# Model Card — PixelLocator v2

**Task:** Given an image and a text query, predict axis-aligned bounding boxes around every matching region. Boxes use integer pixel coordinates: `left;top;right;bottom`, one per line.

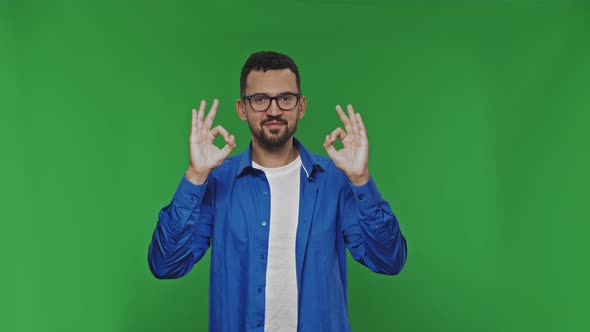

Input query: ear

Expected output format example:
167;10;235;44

236;99;248;121
297;95;306;119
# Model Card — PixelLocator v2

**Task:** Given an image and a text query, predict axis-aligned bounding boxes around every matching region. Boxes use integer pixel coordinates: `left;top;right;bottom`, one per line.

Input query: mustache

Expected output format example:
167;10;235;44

261;116;287;125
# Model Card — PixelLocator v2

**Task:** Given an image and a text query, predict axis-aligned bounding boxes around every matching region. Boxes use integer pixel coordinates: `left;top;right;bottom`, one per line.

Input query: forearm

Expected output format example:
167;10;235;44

346;177;407;275
148;176;213;279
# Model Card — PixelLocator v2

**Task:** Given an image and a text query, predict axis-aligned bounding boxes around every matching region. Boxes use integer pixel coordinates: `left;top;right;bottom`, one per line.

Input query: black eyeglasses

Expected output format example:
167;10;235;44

242;93;301;112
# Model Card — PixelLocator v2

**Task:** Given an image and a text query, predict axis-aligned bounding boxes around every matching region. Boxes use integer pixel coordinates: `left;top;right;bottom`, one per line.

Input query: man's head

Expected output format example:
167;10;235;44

236;51;306;148
239;51;301;97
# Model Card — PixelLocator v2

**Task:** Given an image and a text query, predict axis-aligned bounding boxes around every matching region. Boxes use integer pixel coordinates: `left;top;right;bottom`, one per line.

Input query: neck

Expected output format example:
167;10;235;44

251;137;299;168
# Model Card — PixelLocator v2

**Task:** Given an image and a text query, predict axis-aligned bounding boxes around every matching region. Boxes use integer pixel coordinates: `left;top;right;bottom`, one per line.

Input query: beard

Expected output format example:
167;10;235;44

249;116;298;147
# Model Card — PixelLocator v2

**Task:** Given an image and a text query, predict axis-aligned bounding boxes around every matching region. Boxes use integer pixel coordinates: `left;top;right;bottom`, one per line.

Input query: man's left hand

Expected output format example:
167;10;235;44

323;104;370;186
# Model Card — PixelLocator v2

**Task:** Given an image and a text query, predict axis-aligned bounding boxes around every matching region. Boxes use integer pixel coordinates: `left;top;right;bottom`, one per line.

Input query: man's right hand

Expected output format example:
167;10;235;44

185;99;236;185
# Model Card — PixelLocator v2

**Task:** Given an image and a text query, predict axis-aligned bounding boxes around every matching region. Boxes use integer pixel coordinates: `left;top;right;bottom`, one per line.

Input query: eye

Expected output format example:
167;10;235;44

252;95;268;103
280;95;295;101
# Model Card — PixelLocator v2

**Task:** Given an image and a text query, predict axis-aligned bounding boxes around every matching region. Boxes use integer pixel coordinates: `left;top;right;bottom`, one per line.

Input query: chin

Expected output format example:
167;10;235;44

250;122;297;147
263;136;291;147
258;130;293;147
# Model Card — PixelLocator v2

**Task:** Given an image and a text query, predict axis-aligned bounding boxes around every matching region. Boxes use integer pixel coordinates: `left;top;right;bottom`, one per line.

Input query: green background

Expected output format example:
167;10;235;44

2;1;589;331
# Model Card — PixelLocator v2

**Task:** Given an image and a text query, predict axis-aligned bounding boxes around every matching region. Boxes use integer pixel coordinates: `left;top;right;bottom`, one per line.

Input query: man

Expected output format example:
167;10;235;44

148;51;407;332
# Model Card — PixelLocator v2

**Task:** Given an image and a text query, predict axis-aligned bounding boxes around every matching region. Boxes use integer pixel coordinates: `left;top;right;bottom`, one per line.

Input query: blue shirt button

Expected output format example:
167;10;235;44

262;191;268;196
261;221;267;226
259;254;264;260
258;287;262;293
256;321;261;327
190;195;197;201
358;194;364;200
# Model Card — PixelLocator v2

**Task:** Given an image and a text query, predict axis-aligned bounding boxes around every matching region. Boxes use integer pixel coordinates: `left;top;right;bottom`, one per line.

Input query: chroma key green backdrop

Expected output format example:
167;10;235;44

1;1;589;331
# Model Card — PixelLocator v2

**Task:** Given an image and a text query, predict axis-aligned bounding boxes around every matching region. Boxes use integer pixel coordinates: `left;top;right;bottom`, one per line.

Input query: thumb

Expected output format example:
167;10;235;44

220;135;236;158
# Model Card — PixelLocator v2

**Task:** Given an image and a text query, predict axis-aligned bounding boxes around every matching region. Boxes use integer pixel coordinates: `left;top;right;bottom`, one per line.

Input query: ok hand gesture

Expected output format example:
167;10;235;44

323;105;370;186
185;99;236;185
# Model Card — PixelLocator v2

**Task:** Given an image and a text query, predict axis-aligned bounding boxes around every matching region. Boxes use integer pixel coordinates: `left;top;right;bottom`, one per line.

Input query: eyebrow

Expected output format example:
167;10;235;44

250;91;299;96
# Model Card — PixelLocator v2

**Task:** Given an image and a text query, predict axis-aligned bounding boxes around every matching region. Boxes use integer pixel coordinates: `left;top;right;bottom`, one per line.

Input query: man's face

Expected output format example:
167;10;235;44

236;69;306;147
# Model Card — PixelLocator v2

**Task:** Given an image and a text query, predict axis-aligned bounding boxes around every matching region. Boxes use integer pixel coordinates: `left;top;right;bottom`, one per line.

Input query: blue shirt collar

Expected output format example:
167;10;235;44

236;137;324;178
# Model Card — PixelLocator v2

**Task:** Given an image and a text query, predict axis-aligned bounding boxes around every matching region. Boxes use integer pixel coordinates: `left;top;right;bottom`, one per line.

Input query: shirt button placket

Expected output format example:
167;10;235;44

257;183;269;330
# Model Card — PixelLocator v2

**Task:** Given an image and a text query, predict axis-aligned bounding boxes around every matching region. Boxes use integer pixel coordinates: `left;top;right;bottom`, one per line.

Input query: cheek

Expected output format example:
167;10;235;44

247;113;261;123
287;111;300;120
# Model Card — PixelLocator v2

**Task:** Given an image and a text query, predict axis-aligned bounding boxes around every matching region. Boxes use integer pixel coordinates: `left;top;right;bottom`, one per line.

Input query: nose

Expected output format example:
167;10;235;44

266;98;283;116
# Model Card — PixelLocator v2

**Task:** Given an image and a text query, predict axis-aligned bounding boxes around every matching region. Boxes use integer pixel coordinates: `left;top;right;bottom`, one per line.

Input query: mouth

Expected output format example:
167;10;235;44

263;121;287;127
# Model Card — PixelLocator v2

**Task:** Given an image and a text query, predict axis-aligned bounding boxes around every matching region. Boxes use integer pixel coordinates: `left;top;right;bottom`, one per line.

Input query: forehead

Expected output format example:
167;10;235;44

245;69;298;95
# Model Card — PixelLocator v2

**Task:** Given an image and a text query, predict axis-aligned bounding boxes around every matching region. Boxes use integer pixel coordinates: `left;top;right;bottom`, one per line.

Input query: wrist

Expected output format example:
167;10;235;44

348;172;370;186
185;167;210;185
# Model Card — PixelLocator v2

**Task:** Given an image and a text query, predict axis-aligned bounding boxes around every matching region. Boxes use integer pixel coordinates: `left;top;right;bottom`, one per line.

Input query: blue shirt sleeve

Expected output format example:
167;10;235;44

341;176;407;275
148;176;214;279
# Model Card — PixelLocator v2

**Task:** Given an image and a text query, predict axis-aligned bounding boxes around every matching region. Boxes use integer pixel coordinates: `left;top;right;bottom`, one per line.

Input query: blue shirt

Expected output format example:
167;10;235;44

148;138;407;332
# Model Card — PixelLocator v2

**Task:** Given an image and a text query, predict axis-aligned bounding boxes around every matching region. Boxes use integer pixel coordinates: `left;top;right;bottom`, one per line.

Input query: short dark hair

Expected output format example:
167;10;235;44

240;51;300;96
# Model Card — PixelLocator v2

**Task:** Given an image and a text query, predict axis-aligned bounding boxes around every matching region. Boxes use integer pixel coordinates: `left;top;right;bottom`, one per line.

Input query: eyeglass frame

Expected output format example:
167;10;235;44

241;93;301;112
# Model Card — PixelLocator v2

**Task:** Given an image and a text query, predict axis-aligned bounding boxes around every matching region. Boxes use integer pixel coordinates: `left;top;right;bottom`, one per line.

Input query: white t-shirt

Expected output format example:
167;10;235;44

252;156;302;332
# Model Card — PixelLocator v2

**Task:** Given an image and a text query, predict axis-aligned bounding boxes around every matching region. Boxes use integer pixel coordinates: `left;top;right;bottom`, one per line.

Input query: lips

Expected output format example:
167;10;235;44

263;121;286;126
